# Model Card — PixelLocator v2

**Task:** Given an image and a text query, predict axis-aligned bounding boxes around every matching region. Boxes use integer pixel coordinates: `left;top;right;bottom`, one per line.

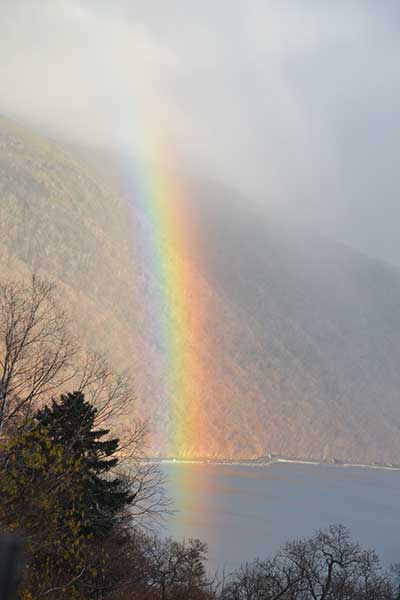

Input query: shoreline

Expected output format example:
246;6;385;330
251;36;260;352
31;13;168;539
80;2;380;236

149;457;400;472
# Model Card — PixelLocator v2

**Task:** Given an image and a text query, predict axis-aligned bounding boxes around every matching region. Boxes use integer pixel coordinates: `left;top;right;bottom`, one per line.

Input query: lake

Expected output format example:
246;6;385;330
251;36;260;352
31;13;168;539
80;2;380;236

161;461;400;572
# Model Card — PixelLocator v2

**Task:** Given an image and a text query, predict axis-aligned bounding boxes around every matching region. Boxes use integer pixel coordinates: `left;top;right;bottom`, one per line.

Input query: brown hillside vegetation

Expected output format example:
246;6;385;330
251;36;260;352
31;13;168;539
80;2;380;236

2;116;400;463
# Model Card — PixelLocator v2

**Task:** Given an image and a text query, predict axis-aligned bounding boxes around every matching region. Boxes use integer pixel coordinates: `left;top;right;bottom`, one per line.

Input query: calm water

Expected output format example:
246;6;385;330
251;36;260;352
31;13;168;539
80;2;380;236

161;462;400;572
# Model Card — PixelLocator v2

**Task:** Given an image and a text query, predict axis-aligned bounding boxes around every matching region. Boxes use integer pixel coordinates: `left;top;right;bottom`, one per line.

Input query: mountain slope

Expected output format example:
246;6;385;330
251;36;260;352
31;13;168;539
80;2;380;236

1;116;400;463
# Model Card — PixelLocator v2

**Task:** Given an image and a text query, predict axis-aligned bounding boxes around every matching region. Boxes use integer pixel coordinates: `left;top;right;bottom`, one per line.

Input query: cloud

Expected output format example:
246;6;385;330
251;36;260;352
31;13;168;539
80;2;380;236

1;1;400;263
0;1;178;144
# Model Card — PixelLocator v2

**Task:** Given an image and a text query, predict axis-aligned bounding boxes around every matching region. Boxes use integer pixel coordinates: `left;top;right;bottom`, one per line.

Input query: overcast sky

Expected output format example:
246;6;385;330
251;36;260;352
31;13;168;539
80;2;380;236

1;1;400;264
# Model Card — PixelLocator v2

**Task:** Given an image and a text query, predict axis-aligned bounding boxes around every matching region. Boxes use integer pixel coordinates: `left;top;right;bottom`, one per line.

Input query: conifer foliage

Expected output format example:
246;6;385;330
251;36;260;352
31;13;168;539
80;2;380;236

35;391;132;539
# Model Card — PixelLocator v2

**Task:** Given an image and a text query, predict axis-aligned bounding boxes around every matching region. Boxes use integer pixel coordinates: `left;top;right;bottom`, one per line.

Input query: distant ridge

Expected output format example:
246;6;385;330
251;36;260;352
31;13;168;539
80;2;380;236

2;116;400;463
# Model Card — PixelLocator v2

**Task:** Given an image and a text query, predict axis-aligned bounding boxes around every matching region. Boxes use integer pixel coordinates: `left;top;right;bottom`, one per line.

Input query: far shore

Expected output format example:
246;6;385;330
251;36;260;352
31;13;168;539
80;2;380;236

146;456;400;472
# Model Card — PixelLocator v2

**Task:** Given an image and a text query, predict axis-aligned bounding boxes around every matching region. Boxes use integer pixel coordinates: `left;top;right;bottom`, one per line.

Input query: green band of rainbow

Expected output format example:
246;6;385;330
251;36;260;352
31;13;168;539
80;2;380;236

121;130;206;458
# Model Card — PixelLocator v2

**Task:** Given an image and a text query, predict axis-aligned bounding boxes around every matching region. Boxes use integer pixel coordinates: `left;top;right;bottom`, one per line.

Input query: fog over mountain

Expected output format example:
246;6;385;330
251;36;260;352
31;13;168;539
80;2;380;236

1;1;400;265
3;116;400;463
1;3;400;462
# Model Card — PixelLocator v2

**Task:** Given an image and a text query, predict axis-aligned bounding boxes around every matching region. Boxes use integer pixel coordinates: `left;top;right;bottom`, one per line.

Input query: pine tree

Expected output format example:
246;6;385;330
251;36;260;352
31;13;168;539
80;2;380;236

35;391;132;538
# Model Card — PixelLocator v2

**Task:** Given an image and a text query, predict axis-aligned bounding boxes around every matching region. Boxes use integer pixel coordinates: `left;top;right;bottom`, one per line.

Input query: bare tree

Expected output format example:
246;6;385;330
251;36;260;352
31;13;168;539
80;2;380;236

0;276;141;440
220;525;395;600
0;275;79;434
73;353;170;527
0;276;137;435
0;275;169;530
76;351;134;423
143;536;214;600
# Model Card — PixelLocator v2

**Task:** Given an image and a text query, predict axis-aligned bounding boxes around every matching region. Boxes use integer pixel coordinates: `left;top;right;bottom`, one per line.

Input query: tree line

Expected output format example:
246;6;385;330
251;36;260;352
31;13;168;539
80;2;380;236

0;277;399;599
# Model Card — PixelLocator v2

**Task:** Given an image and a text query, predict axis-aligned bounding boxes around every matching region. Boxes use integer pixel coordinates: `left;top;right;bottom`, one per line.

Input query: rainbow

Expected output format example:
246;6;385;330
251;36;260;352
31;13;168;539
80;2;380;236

119;127;207;458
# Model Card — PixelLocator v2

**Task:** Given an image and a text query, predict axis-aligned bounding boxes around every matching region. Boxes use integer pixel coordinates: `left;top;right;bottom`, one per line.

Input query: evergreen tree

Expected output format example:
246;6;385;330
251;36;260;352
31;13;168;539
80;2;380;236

35;391;132;538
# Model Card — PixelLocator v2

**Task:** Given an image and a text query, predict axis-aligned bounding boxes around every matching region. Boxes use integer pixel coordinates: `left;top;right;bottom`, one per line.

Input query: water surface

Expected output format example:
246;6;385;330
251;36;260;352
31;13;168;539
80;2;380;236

161;462;400;572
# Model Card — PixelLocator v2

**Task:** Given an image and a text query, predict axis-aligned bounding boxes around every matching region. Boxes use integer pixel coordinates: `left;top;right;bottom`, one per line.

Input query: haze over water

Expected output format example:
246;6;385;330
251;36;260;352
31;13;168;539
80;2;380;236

162;462;400;572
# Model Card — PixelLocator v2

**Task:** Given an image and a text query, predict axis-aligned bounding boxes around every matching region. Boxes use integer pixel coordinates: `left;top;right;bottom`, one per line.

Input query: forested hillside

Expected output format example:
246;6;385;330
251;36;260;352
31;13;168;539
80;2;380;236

2;116;400;463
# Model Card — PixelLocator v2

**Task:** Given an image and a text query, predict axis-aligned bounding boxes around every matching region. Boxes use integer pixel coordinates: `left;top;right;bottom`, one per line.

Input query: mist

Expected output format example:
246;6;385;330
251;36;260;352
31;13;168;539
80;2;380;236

1;0;400;265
